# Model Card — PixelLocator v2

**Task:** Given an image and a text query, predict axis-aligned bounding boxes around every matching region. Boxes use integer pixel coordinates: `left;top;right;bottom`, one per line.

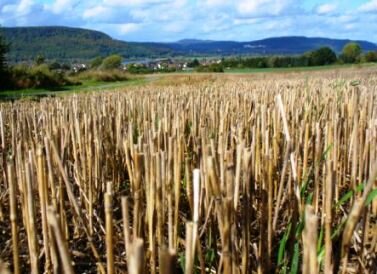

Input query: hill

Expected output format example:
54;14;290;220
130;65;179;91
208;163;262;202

1;26;377;62
168;36;377;55
0;26;173;62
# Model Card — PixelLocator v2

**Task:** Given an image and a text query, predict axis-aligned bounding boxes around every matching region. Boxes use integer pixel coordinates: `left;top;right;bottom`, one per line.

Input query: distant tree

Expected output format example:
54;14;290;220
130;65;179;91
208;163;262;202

0;30;9;88
61;63;71;70
309;47;337;66
0;32;8;69
267;56;279;68
293;55;310;67
101;54;122;70
35;54;45;65
127;64;153;74
49;61;61;70
196;63;224;73
187;58;200;68
257;60;267;68
362;51;377;63
91;56;104;68
340;42;362;63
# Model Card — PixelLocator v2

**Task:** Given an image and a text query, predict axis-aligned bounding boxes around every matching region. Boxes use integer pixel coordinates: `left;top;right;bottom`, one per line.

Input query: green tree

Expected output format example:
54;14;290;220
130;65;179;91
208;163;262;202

187;58;200;68
0;30;9;88
35;54;45;65
91;56;104;68
101;54;122;70
340;42;362;63
309;47;337;66
267;56;279;68
362;51;377;63
49;61;61;70
196;63;224;73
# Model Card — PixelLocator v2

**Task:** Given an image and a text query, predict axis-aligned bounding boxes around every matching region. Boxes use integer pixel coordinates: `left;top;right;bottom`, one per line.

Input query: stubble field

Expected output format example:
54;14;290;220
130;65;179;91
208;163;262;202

0;69;376;273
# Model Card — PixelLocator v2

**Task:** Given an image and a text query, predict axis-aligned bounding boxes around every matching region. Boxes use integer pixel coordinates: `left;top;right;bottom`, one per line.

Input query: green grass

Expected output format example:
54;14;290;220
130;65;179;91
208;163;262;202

0;77;147;101
224;63;377;73
2;63;377;101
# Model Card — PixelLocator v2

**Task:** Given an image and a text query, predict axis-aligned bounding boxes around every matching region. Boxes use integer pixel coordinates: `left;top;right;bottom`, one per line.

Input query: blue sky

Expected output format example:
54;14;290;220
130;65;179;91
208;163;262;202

1;0;377;42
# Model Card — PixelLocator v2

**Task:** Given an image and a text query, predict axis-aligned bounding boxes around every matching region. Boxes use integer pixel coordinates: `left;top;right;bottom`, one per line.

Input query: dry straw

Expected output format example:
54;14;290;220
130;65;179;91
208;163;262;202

0;73;376;273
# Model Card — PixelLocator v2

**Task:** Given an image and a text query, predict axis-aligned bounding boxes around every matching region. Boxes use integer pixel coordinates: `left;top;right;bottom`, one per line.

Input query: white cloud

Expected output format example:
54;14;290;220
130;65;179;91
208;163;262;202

17;0;34;15
2;0;34;16
163;22;186;33
263;18;292;30
344;23;356;30
325;14;356;25
172;0;187;8
236;0;292;16
128;0;191;23
316;3;337;15
103;0;170;7
118;23;141;34
203;0;232;7
200;13;230;33
1;4;15;13
359;0;377;12
237;0;264;15
45;0;75;14
83;5;110;19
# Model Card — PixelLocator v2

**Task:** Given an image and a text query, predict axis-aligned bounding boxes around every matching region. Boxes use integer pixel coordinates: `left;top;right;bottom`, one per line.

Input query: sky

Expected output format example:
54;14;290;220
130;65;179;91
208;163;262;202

0;0;376;42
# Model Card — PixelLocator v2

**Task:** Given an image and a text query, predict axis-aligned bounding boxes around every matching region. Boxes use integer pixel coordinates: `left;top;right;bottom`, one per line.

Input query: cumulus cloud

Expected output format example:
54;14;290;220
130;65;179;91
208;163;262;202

83;5;110;19
118;23;141;34
17;0;34;15
203;0;232;7
236;0;293;17
316;3;337;15
1;4;16;13
44;0;77;14
1;0;34;16
359;0;377;12
103;0;171;7
127;0;191;22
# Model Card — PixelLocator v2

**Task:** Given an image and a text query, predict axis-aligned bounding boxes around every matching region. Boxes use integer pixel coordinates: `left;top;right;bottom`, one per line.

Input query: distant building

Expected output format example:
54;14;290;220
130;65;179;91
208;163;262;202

72;63;87;73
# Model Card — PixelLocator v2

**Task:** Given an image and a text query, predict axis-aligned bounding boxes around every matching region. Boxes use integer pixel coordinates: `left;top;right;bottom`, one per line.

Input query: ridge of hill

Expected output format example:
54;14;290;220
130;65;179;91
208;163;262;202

1;26;376;62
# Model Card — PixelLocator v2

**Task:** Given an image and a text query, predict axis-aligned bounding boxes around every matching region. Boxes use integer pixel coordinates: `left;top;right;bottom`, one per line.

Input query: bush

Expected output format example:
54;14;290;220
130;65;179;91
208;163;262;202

196;63;224;73
74;69;129;82
362;51;377;63
34;54;45;65
0;70;11;90
6;64;75;90
127;64;153;74
91;56;104;68
101;55;122;70
48;62;61;70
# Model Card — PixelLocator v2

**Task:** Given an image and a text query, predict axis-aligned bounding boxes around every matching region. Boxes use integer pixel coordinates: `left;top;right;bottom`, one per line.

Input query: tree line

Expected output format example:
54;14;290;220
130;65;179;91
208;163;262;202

0;33;9;88
198;43;377;72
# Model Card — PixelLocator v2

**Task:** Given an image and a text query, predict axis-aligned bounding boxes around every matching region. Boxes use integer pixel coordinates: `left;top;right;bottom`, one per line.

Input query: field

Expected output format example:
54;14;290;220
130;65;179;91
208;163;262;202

0;68;376;274
0;77;147;101
224;63;377;74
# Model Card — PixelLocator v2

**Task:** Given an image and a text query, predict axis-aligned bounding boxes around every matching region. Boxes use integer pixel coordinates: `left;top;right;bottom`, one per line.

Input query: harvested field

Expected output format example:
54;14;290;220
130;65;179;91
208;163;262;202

0;72;376;273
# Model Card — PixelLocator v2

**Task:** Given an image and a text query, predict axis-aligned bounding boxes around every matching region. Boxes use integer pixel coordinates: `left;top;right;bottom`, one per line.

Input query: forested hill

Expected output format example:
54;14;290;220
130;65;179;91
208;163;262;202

1;26;173;62
171;37;377;55
2;26;377;62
